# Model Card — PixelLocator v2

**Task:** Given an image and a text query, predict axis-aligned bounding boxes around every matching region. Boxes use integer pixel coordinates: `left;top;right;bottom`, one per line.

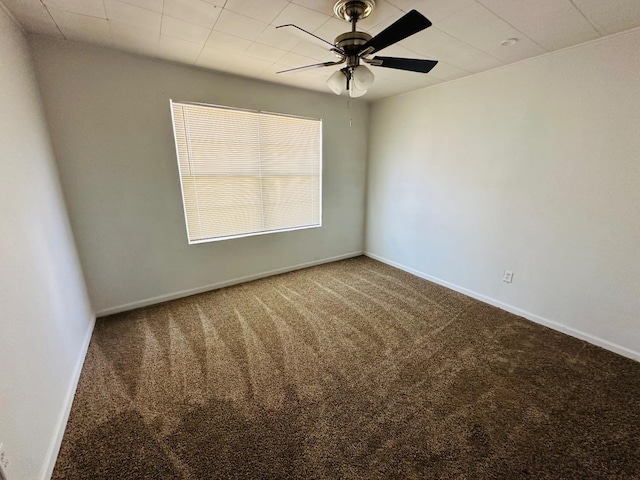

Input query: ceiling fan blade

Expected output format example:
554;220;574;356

371;56;438;73
276;60;345;74
360;10;432;55
276;24;342;52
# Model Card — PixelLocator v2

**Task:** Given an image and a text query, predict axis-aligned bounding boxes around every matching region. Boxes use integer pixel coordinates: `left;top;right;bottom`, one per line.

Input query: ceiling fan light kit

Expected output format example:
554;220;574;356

348;84;367;98
352;65;374;90
276;0;438;98
327;70;346;95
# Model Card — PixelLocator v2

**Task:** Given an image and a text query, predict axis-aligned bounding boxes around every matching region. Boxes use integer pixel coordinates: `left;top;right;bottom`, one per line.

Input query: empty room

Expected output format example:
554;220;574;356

1;0;639;478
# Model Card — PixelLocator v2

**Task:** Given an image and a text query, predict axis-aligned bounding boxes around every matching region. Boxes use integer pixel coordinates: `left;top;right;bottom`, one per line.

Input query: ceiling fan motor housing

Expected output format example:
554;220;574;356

335;31;372;67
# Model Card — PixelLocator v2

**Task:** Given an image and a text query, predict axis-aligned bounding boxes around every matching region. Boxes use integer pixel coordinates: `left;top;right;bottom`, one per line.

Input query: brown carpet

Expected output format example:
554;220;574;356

53;256;640;479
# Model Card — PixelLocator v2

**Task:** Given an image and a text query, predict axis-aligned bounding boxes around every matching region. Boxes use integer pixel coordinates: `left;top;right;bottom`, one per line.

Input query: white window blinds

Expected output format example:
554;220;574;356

170;101;322;243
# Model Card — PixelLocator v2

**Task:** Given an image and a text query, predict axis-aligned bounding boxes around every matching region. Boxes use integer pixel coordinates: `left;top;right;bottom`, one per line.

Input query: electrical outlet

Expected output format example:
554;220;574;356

503;270;514;283
0;442;8;480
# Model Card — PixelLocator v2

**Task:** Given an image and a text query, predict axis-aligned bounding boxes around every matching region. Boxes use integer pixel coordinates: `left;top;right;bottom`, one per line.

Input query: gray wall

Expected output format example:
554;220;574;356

0;9;94;480
29;36;368;315
366;30;640;359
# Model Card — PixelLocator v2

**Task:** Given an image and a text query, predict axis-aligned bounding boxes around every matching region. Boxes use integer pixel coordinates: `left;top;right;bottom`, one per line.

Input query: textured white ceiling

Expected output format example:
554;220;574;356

3;0;640;100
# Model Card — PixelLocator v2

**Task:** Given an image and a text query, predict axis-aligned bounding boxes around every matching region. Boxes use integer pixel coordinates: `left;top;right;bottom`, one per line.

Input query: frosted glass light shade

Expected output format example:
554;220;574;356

352;65;374;90
349;85;367;98
327;70;346;95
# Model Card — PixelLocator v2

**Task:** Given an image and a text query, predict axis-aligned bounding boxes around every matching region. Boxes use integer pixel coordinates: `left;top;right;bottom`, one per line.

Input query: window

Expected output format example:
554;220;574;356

170;101;322;244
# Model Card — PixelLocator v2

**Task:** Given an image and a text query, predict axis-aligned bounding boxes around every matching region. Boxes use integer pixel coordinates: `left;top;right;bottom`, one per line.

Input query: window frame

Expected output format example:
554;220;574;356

169;100;323;244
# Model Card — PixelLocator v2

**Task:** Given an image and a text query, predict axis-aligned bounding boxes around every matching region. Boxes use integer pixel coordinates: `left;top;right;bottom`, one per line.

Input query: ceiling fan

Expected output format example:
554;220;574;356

276;0;438;97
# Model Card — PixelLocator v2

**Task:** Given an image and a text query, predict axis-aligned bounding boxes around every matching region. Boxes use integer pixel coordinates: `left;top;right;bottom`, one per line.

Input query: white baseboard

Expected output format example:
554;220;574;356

365;252;639;362
40;315;96;480
96;251;364;317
